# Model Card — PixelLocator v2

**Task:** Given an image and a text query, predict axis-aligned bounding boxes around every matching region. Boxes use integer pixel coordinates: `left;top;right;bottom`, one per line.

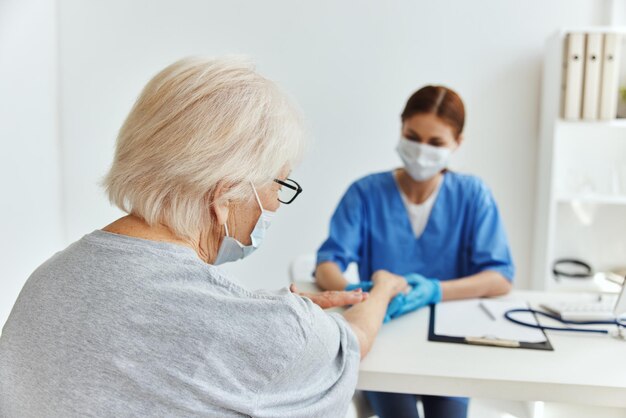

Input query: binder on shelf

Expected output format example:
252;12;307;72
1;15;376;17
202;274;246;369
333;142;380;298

599;33;622;120
582;33;603;120
562;33;585;120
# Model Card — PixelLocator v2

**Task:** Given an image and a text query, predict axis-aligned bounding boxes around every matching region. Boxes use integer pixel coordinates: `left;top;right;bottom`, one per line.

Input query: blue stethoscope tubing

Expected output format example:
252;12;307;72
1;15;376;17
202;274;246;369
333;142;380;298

504;308;626;335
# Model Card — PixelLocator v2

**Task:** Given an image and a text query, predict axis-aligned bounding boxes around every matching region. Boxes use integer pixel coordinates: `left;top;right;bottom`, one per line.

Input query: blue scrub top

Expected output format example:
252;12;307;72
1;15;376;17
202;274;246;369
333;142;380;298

317;171;515;283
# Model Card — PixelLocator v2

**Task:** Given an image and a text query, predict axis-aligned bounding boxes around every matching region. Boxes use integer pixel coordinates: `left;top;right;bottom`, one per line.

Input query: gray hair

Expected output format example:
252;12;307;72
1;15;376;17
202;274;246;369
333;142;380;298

103;56;305;241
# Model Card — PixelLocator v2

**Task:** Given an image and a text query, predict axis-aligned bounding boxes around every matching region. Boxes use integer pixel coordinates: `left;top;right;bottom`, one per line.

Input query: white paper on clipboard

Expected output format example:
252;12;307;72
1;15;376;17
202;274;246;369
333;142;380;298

434;299;547;343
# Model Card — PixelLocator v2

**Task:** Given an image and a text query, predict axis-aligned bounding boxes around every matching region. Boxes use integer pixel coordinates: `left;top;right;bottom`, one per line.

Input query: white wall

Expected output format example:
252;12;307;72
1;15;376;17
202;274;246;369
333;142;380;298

0;0;615;326
55;0;612;292
0;0;63;327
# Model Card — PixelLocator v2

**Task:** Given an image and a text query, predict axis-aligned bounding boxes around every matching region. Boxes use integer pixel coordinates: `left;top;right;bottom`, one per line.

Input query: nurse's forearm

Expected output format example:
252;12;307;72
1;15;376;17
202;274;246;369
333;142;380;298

440;271;512;301
315;261;349;291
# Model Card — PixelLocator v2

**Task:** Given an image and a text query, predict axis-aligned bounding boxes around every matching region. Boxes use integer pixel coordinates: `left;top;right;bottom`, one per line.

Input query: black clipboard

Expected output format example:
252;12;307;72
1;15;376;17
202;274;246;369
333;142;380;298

428;304;554;351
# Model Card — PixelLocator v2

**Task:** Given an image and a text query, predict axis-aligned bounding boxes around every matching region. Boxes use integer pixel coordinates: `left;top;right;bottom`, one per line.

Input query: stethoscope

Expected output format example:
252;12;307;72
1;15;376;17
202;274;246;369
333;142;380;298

504;259;626;339
552;259;593;281
504;308;626;339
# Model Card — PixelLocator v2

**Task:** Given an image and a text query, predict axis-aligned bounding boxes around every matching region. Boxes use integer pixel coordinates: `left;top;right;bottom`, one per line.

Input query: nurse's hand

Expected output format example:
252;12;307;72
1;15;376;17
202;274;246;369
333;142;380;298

289;283;369;309
391;274;443;319
371;270;409;300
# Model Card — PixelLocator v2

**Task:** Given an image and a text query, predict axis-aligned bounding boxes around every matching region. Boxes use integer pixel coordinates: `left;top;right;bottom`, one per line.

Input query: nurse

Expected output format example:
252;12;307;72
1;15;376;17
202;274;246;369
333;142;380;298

315;85;515;418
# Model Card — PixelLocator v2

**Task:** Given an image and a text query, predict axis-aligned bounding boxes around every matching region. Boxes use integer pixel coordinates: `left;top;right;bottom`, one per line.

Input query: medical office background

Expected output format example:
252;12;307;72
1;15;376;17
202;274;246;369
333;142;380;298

1;0;625;328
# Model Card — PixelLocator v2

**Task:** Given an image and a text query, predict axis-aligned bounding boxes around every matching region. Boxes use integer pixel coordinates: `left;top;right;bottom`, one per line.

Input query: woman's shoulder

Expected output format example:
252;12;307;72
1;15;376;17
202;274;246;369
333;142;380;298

445;171;497;208
346;170;395;195
446;171;492;195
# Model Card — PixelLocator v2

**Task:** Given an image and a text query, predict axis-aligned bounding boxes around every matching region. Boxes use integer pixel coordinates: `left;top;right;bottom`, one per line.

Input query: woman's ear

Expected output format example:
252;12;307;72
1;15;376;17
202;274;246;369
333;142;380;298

456;133;465;148
211;181;231;226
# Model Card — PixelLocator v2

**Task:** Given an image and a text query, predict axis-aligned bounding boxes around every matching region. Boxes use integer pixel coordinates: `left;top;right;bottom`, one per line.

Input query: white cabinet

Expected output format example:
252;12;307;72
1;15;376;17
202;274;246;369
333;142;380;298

533;28;626;293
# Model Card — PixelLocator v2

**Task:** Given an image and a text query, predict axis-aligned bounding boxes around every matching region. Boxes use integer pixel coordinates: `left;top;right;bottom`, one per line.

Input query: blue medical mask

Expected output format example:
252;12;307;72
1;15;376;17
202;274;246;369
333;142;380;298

213;184;275;265
396;138;452;182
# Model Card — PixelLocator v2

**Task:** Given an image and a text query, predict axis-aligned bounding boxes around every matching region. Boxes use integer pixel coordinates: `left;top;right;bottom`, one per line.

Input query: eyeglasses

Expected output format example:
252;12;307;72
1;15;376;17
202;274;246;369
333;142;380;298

274;178;302;204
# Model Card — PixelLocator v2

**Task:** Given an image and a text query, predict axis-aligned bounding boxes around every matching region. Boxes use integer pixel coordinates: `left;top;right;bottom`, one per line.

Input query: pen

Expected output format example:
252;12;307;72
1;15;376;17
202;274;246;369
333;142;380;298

466;336;520;347
479;301;496;321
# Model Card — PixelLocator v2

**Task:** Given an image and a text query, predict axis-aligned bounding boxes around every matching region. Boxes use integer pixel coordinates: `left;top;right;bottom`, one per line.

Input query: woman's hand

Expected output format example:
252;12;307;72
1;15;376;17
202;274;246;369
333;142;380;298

371;270;409;300
289;283;369;309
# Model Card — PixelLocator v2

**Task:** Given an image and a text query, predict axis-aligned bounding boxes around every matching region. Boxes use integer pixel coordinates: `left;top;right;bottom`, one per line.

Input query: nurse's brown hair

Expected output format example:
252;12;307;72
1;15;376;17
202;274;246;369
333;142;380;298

401;85;465;139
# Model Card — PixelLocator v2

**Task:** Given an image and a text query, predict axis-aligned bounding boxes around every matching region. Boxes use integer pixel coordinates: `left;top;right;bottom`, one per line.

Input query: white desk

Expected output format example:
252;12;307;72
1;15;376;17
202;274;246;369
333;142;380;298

298;285;626;408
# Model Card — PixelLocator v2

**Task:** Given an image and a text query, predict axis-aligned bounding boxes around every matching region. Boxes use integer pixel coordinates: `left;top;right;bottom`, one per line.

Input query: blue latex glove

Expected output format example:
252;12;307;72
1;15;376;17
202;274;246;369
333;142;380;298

389;274;442;320
345;275;433;323
344;275;424;292
344;282;374;292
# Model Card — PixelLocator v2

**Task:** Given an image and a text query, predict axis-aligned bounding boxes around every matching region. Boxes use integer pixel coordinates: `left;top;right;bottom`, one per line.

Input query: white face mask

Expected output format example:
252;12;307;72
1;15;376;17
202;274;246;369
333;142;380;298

396;137;452;182
213;183;275;265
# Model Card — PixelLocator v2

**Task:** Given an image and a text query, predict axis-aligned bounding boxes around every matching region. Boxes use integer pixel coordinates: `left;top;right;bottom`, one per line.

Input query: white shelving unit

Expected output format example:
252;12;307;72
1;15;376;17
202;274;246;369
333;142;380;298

533;28;626;293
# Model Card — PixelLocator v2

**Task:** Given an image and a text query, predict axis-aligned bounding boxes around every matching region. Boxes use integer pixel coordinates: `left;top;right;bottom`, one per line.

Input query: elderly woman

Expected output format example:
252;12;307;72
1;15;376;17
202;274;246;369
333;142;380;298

0;58;407;417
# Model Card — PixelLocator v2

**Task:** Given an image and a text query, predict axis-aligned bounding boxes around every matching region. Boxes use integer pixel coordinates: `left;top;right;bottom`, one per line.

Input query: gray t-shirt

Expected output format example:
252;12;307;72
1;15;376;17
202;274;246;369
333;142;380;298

0;231;360;417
